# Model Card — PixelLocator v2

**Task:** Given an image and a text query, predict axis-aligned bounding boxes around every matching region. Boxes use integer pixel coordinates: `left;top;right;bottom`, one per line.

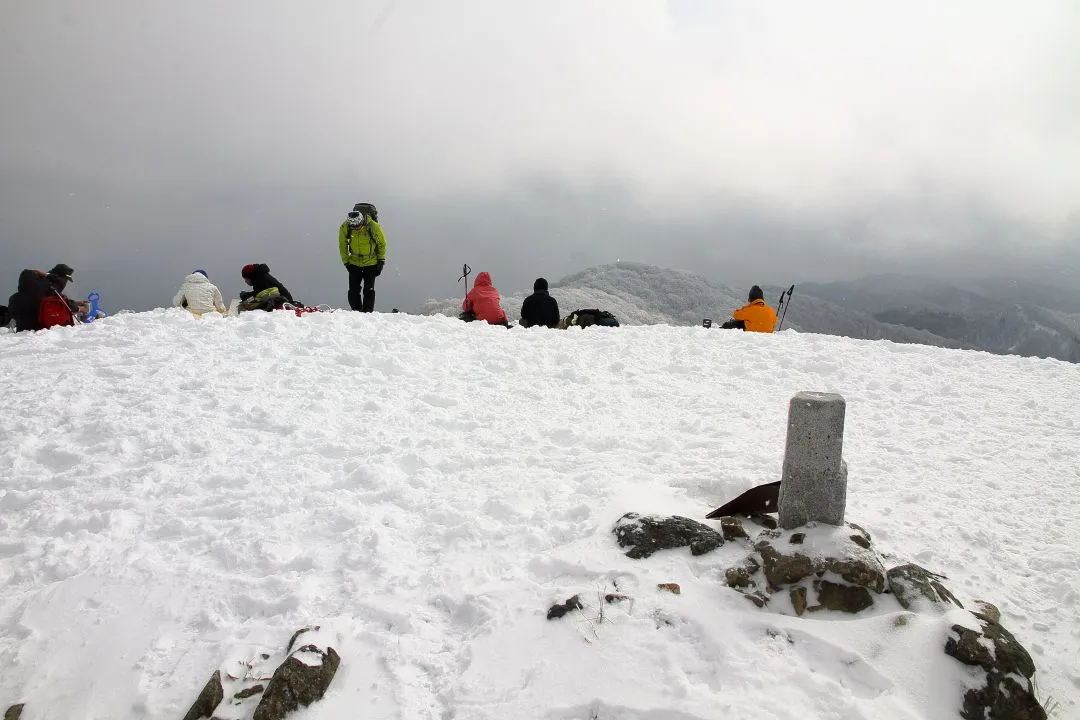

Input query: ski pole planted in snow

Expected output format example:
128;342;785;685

777;284;794;331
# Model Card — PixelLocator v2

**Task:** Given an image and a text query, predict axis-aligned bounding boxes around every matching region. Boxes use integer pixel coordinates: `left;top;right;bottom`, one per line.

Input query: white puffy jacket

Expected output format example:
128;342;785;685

173;273;226;314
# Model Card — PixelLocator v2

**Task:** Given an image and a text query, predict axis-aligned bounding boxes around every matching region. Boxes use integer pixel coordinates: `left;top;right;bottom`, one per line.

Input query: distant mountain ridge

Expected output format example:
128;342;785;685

416;263;1080;362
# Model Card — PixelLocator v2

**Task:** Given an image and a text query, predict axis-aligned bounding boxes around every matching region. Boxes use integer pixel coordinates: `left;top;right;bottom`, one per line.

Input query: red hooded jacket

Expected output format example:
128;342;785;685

463;272;507;324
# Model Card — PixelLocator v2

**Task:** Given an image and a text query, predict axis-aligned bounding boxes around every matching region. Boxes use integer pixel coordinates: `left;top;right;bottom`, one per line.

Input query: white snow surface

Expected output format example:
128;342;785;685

1;309;1078;720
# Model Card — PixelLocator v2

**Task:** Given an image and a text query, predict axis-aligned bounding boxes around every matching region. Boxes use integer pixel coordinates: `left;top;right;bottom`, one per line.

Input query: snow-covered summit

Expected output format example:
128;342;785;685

1;308;1076;718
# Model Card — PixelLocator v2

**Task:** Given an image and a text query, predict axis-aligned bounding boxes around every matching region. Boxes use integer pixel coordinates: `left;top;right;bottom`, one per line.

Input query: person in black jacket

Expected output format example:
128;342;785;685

8;264;87;331
519;277;561;328
239;263;298;310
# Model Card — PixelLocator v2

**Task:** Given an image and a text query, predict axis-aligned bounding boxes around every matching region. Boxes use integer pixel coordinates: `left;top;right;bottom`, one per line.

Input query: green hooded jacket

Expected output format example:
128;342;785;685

339;220;387;268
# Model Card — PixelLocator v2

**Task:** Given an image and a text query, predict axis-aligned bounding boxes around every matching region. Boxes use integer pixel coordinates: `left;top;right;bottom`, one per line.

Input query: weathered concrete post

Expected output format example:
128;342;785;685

778;391;848;529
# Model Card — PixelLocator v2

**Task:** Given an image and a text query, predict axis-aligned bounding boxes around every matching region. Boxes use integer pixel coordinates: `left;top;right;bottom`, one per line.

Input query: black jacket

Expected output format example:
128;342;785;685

240;264;296;304
9;270;56;332
520;290;561;329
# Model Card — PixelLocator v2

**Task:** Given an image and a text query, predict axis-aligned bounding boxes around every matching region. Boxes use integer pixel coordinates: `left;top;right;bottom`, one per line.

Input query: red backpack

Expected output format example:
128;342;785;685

38;296;75;329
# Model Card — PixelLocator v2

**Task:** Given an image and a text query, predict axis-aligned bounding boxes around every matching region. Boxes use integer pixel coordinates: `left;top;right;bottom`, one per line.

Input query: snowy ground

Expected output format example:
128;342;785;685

1;310;1078;720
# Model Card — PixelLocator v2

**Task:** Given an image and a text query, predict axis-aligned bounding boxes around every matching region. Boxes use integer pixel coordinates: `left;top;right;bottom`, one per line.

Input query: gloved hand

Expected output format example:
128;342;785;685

375;260;385;276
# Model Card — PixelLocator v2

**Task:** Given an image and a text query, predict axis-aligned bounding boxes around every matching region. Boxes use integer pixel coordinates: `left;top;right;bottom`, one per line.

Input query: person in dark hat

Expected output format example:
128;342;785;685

7;263;87;331
721;285;777;333
339;203;387;312
519;277;561;329
239;263;297;311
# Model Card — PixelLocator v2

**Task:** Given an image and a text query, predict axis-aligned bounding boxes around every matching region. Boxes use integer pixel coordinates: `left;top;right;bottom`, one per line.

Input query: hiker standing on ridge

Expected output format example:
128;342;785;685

339;203;386;312
519;277;560;328
722;285;777;333
462;271;508;326
173;269;227;316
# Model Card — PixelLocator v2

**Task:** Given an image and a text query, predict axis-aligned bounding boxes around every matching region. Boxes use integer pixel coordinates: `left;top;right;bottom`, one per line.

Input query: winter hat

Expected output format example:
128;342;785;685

193;269;208;277
48;263;75;282
748;285;764;302
533;277;549;292
241;264;257;278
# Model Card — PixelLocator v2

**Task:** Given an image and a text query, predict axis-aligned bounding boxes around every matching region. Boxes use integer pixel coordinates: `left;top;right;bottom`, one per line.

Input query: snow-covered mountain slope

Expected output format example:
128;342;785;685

1;310;1077;719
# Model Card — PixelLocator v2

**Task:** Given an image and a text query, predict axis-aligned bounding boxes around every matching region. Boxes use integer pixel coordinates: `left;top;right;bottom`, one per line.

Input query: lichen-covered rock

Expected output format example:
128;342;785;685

613;512;723;559
252;644;341;720
790;586;809;616
887;564;964;612
812;580;874;614
181;670;224;720
756;543;816;588
725;567;755;589
657;583;681;595
946;617;1046;720
718;516;748;540
975;600;1001;623
826;556;886;594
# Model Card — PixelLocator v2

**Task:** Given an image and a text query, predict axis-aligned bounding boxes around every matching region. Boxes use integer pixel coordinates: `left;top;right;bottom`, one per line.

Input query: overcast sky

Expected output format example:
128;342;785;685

2;0;1078;312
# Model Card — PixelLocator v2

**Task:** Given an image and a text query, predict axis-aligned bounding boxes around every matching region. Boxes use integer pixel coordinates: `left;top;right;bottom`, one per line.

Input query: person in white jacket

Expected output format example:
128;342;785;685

173;270;227;316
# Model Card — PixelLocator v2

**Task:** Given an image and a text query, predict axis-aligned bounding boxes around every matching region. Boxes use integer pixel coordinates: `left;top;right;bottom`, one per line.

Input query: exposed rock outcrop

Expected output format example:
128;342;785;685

613;512;723;559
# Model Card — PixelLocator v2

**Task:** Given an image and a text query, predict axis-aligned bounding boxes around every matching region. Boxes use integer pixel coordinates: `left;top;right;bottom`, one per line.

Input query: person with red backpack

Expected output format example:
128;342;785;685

8;264;87;332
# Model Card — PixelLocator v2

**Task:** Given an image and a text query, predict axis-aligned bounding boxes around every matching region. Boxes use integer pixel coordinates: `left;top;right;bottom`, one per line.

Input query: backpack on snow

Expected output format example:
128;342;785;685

38;295;75;329
565;309;620;328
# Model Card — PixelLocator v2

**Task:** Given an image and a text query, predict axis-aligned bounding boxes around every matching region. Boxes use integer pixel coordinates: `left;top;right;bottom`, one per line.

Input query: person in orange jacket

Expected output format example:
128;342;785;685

722;285;777;333
460;271;508;326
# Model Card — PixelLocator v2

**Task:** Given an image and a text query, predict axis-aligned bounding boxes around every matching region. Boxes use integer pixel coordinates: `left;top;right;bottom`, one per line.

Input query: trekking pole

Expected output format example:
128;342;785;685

777;284;794;331
457;263;471;302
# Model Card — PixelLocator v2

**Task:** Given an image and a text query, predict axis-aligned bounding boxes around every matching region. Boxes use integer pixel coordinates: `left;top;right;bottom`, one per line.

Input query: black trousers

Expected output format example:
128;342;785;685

347;265;378;312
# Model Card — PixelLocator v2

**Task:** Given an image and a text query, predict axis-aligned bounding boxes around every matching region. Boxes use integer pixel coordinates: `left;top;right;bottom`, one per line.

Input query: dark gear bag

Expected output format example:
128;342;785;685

352;203;378;222
566;309;620;328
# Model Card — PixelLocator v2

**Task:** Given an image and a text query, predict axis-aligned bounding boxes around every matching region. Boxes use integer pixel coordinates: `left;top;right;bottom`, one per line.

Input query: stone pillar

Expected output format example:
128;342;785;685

778;391;847;529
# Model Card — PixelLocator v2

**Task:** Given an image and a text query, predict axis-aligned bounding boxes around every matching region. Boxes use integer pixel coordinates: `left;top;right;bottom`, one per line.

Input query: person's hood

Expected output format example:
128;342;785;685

473;271;493;288
184;273;211;284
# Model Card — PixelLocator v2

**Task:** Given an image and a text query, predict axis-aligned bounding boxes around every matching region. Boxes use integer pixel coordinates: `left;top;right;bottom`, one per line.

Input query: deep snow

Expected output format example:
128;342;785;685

1;310;1077;719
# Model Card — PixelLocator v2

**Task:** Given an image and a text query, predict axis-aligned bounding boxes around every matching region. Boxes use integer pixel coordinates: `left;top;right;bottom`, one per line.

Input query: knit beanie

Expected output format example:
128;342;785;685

534;277;549;292
748;285;764;302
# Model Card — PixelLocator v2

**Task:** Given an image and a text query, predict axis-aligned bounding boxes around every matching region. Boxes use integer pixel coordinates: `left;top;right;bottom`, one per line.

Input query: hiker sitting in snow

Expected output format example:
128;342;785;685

8;264;87;332
461;271;508;326
722;285;777;333
239;263;297;311
173;269;227;316
519;277;560;329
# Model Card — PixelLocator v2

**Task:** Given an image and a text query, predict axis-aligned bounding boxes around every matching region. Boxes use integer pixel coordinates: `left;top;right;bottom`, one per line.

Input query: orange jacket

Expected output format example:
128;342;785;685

732;299;777;333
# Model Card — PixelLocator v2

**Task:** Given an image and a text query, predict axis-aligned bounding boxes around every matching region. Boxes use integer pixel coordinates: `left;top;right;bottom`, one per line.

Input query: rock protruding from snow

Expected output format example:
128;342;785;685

252;627;340;720
887;563;964;612
181;670;224;720
946;616;1047;720
4;705;24;720
723;523;886;614
613;512;723;559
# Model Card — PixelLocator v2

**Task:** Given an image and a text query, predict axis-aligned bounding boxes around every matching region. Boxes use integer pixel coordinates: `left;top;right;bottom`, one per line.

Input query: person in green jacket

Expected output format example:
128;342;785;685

339;203;387;312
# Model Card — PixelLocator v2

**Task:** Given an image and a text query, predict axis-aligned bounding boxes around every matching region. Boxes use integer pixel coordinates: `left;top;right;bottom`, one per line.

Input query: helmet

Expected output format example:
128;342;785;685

347;210;365;228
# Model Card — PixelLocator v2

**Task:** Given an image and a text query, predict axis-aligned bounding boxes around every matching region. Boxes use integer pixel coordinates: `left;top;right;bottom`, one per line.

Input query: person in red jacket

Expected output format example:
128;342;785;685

461;271;508;326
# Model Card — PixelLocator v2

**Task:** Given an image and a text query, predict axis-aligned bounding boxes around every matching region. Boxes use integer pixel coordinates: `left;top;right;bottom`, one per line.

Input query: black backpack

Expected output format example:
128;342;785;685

352;203;378;222
566;309;620;328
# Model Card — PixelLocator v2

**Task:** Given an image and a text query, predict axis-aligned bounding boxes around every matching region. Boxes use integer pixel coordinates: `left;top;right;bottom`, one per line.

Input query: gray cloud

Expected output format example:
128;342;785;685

2;0;1078;312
